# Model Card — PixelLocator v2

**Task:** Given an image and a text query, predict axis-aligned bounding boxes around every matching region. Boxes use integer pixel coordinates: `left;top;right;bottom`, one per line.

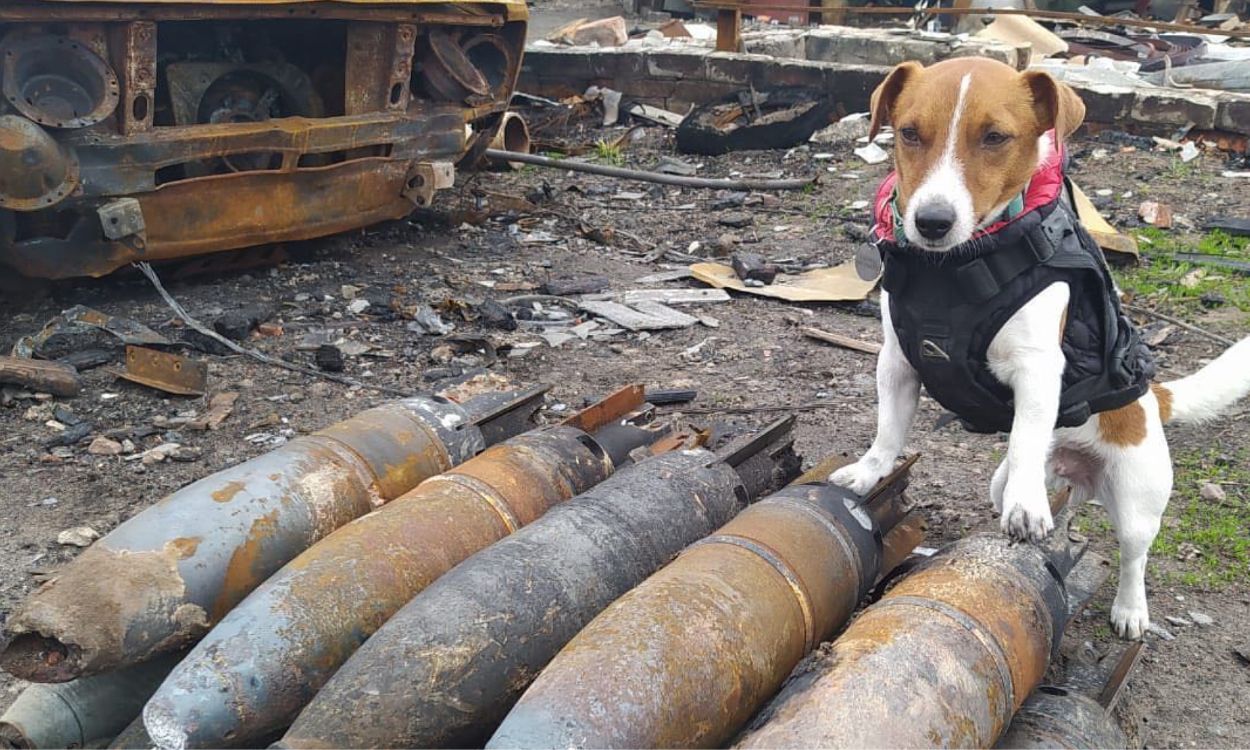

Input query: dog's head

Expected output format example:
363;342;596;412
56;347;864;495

869;57;1085;252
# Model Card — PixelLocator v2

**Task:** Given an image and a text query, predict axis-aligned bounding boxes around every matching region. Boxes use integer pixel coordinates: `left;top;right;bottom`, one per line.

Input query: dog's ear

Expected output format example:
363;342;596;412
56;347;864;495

869;61;922;142
1022;70;1086;144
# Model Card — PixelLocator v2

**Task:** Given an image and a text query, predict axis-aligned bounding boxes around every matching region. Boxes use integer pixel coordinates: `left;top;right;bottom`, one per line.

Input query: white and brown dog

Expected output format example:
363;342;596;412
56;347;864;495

831;57;1250;639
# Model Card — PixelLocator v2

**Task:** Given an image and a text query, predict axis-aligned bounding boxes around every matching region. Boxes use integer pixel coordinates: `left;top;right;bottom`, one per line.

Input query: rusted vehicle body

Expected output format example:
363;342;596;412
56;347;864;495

0;0;526;279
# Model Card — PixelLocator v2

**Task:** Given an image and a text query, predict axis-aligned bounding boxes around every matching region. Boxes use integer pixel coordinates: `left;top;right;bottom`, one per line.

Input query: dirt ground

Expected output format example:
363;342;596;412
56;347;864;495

2;43;1249;750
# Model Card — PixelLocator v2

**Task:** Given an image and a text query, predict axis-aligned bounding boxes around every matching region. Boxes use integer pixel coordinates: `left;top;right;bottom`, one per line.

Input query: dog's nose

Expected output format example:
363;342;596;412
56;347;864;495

915;203;955;241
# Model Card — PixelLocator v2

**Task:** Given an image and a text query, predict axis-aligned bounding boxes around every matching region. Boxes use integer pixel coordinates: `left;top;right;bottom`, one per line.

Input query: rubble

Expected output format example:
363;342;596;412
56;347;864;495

56;527;100;548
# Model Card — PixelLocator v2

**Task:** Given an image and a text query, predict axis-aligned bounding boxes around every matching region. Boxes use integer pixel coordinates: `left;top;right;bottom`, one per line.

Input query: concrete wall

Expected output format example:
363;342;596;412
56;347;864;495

519;42;1250;136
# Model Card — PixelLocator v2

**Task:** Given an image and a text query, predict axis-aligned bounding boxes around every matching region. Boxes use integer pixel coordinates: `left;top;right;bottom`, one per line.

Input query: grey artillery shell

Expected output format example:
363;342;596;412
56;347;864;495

0;655;179;749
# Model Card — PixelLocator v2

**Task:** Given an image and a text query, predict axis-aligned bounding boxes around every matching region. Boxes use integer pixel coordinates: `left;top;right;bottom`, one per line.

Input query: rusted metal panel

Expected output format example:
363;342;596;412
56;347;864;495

344;23;416;115
490;463;924;750
111;21;157;135
142;387;664;749
736;499;1098;750
275;421;801;750
116;345;209;396
0;388;543;682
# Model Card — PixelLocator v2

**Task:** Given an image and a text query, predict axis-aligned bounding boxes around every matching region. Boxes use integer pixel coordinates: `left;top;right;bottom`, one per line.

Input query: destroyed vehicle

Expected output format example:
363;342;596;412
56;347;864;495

0;0;527;279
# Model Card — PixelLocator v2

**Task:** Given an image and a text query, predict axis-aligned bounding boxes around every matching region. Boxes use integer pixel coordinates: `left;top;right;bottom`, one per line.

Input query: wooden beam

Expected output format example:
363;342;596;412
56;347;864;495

716;8;742;52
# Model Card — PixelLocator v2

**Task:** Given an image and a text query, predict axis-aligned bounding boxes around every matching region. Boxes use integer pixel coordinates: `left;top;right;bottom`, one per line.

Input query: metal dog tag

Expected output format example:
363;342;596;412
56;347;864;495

854;243;883;281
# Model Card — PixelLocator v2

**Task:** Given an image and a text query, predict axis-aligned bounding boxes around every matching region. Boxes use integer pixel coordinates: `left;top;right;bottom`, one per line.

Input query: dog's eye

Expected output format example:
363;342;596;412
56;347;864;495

899;127;921;145
983;131;1011;147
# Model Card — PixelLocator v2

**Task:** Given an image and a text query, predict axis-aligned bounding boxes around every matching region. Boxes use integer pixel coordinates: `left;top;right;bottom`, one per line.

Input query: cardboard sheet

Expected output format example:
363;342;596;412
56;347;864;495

690;260;876;303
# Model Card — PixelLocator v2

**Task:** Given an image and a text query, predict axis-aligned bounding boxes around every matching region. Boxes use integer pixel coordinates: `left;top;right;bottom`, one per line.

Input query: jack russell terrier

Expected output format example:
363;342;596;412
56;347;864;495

830;57;1250;639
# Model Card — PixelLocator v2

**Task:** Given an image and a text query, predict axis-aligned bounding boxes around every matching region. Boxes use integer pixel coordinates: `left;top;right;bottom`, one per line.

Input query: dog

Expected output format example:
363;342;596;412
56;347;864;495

830;57;1250;639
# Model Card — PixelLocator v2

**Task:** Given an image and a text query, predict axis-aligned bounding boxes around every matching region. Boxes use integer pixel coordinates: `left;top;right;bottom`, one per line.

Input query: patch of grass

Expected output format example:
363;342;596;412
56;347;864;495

593;140;624;167
1152;447;1250;588
1113;229;1250;312
1165;158;1197;180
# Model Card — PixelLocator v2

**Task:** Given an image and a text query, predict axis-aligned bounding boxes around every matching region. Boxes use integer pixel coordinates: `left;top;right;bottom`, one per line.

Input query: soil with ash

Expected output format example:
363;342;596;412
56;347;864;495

1;117;1247;747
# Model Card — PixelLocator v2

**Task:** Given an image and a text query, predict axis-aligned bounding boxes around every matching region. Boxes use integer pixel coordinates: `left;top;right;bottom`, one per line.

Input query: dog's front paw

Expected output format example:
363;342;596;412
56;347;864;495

1110;598;1150;640
1000;482;1054;543
830;459;888;496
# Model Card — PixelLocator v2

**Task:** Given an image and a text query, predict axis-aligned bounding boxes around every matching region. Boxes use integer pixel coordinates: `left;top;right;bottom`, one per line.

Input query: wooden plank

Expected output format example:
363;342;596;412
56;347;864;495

0;357;81;397
716;8;742;52
800;326;882;355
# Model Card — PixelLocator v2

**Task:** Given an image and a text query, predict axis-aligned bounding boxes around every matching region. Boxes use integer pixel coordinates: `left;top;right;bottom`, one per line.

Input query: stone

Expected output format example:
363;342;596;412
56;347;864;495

57;526;100;547
347;299;371;315
1188;611;1214;627
315;345;345;373
1200;483;1226;502
87;436;123;456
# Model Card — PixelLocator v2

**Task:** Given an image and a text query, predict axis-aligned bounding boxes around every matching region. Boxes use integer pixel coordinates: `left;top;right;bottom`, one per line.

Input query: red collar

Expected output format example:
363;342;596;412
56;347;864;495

872;130;1065;244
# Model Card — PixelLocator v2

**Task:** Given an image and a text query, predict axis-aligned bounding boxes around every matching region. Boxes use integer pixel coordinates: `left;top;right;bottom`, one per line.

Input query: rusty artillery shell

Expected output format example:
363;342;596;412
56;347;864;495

488;461;925;749
275;419;800;750
141;386;660;750
736;500;1093;749
0;654;179;749
1;388;545;683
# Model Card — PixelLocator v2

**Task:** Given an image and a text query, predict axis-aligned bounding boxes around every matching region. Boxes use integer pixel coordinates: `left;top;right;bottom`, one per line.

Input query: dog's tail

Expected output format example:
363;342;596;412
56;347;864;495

1158;336;1250;424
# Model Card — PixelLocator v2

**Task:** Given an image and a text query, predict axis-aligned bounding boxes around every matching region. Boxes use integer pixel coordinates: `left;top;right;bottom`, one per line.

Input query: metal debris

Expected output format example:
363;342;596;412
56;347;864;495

13;306;170;360
115;346;208;397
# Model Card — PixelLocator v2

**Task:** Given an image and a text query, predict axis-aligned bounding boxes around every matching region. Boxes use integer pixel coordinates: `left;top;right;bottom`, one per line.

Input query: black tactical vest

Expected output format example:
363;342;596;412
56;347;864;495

879;180;1155;434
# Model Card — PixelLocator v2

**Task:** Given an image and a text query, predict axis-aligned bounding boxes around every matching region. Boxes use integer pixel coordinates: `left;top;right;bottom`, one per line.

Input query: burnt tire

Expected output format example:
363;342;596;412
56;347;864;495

675;86;838;156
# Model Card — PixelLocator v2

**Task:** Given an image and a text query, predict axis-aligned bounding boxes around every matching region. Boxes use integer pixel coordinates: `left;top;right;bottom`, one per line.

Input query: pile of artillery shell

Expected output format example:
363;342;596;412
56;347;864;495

0;393;519;683
275;435;798;749
142;391;660;749
735;528;1084;749
489;475;925;749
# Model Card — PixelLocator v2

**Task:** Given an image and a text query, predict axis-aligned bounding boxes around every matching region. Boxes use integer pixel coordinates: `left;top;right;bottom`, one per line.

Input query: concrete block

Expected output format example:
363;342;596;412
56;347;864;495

1067;82;1137;126
1215;94;1250;135
742;30;809;59
803;26;1023;70
1131;89;1218;130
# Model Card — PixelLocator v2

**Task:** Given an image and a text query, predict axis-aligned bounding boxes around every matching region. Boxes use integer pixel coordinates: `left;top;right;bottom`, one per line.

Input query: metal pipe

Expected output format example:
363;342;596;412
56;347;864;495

488;461;924;749
736;499;1094;749
274;418;801;750
0;655;180;749
486;112;531;170
1;388;545;683
141;386;663;749
483;149;817;191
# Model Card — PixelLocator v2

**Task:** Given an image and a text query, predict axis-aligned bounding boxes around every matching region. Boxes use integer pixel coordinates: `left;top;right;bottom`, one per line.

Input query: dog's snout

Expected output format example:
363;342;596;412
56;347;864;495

915;203;956;241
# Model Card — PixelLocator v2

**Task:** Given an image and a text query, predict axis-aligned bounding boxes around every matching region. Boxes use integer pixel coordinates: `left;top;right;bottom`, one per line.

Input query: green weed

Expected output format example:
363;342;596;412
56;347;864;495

1152;447;1249;587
